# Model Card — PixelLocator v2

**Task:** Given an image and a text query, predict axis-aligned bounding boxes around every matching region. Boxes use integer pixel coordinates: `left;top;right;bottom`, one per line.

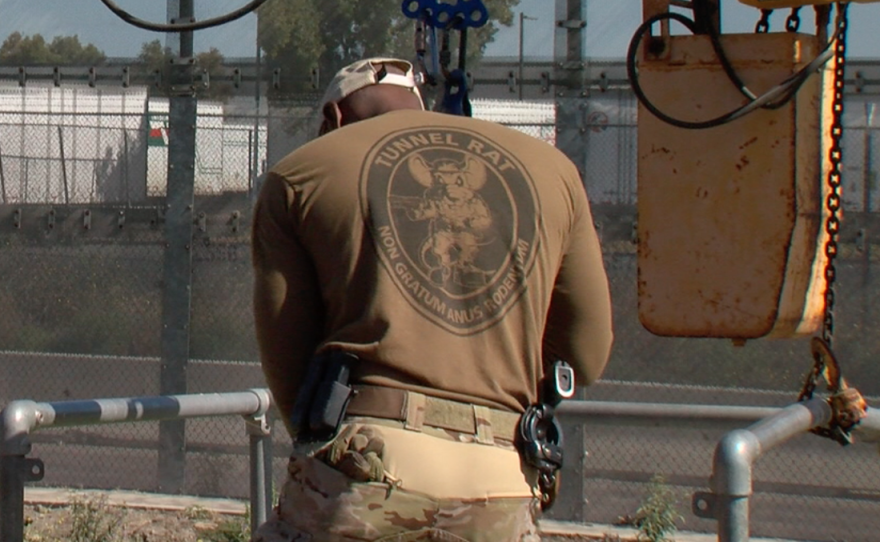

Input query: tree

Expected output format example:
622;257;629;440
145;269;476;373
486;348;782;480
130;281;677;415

195;47;234;102
137;39;172;74
49;35;106;65
138;40;232;102
0;32;106;66
257;0;520;96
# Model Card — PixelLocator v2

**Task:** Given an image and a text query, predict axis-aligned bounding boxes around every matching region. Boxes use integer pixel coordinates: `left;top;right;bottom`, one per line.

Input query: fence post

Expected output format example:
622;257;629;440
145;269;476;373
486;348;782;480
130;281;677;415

123;129;130;206
0;140;6;203
553;0;588;177
158;0;197;494
862;107;873;339
247;129;253;193
548;0;588;524
0;401;42;542
57;126;69;204
246;409;273;534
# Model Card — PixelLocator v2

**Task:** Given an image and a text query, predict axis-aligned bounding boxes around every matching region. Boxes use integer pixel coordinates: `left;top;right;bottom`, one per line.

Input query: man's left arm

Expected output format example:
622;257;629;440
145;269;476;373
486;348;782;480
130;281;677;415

542;176;613;386
252;173;324;436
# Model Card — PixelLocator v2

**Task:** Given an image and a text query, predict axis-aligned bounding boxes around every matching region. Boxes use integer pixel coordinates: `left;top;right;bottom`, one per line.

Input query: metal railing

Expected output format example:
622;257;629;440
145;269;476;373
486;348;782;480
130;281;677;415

2;391;878;541
557;399;880;542
0;388;274;542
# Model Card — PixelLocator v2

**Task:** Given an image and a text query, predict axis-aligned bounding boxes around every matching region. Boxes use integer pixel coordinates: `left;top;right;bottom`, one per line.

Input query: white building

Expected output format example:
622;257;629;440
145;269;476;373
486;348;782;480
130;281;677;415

0;85;267;205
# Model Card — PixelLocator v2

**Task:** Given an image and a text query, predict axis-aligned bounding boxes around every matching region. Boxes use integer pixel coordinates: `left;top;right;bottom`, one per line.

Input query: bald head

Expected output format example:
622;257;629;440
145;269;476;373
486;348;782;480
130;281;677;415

320;62;424;135
338;84;424;121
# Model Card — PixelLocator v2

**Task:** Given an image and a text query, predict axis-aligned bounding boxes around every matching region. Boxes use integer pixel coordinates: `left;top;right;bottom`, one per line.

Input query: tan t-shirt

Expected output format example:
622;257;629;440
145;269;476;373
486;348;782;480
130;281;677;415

252;110;612;430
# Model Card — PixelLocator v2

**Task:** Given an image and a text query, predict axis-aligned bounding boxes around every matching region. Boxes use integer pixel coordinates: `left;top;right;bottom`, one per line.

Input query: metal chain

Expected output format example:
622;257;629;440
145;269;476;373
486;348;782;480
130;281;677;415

800;3;849;404
800;338;867;446
786;7;802;32
822;3;848;348
755;9;772;33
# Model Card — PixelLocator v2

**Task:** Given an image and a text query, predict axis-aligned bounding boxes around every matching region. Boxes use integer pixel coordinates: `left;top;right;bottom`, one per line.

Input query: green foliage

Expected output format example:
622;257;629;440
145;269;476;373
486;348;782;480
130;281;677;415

68;496;125;542
0;32;106;66
183;505;214;521
257;0;520;95
199;506;251;542
137;40;233;101
49;35;106;65
634;475;684;542
195;47;235;102
137;39;172;74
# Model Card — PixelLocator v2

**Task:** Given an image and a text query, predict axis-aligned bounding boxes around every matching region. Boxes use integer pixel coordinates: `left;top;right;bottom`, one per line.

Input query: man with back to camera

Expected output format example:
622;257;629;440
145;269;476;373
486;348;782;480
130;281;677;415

250;57;613;542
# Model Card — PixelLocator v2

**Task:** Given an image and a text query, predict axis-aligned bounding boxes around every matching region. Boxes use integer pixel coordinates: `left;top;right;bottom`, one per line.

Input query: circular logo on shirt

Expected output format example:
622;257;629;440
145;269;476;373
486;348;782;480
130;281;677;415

361;126;540;335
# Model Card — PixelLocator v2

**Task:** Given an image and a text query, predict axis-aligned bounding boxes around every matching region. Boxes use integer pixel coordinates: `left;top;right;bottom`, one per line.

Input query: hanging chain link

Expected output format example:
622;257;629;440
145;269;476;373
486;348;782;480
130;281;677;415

785;7;802;32
796;6;869;448
800;3;849;406
755;9;773;33
821;3;848;350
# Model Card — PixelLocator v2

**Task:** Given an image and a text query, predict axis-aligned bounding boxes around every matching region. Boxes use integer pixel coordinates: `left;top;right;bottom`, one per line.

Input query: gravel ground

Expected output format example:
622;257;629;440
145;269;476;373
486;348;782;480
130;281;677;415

23;500;250;542
20;500;633;542
17;489;703;542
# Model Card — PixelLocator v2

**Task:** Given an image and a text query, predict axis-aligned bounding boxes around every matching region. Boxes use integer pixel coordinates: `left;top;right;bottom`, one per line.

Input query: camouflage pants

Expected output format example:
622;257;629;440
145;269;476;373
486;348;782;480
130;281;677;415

252;419;542;542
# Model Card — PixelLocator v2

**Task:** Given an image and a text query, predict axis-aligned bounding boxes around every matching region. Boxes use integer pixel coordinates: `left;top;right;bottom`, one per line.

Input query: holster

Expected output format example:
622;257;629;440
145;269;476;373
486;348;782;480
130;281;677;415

290;350;358;444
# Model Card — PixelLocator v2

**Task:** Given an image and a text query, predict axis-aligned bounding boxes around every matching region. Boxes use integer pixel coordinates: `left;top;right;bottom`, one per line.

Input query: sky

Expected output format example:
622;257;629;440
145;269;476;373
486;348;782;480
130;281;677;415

494;0;880;60
0;0;878;60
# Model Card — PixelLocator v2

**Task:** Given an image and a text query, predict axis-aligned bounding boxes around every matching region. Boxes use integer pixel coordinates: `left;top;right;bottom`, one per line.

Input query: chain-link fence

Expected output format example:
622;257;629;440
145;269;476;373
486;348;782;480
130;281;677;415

1;66;880;540
588;250;880;541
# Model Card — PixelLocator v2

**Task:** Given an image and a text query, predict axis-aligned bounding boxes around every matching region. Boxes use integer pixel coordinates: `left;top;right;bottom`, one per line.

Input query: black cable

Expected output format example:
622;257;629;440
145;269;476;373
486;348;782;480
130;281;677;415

626;7;844;130
98;0;270;33
626;12;773;129
712;3;845;110
696;0;759;101
700;0;837;110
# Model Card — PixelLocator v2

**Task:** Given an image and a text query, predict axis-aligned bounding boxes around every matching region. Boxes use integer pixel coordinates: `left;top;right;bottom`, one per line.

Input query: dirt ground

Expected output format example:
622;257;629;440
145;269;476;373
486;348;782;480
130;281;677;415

23;499;250;542
19;492;645;542
19;501;630;542
21;501;633;542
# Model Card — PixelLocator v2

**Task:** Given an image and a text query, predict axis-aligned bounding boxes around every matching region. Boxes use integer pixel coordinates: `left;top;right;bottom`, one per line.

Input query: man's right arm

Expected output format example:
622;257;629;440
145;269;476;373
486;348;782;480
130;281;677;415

252;173;324;436
542;171;613;386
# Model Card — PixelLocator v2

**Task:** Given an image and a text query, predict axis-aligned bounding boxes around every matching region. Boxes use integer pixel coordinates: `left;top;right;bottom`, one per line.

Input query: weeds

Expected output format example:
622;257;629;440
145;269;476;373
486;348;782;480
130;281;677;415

23;496;253;542
183;505;214;521
68;496;126;542
633;474;683;542
198;505;250;542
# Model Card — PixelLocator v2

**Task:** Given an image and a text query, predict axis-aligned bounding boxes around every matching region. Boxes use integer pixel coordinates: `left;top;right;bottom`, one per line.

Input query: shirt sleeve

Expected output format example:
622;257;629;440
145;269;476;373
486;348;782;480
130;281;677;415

541;174;613;386
251;172;324;436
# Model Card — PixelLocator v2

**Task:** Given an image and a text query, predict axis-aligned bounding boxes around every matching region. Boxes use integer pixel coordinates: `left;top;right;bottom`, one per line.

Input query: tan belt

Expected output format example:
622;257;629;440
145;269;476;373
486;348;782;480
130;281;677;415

346;385;521;445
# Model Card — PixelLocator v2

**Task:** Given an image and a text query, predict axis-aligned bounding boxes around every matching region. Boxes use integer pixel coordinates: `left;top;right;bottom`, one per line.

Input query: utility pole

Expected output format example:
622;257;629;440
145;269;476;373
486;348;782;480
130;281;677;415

166;0;181;55
518;12;537;100
252;16;262;194
549;0;587;524
158;0;197;494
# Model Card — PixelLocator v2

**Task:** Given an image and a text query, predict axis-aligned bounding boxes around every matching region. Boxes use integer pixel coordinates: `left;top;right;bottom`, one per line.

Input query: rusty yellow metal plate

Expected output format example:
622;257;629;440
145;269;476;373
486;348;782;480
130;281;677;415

739;0;880;8
637;32;831;339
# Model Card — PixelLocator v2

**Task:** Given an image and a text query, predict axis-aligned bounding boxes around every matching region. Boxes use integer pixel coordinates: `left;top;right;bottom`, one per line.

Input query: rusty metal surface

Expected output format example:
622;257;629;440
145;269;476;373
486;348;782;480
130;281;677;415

636;32;827;338
738;0;880;9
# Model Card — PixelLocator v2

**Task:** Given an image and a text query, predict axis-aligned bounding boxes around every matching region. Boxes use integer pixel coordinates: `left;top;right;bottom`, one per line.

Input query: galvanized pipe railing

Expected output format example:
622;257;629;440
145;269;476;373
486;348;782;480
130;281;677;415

0;389;274;542
557;398;880;542
557;400;782;424
703;399;878;542
3;394;878;541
